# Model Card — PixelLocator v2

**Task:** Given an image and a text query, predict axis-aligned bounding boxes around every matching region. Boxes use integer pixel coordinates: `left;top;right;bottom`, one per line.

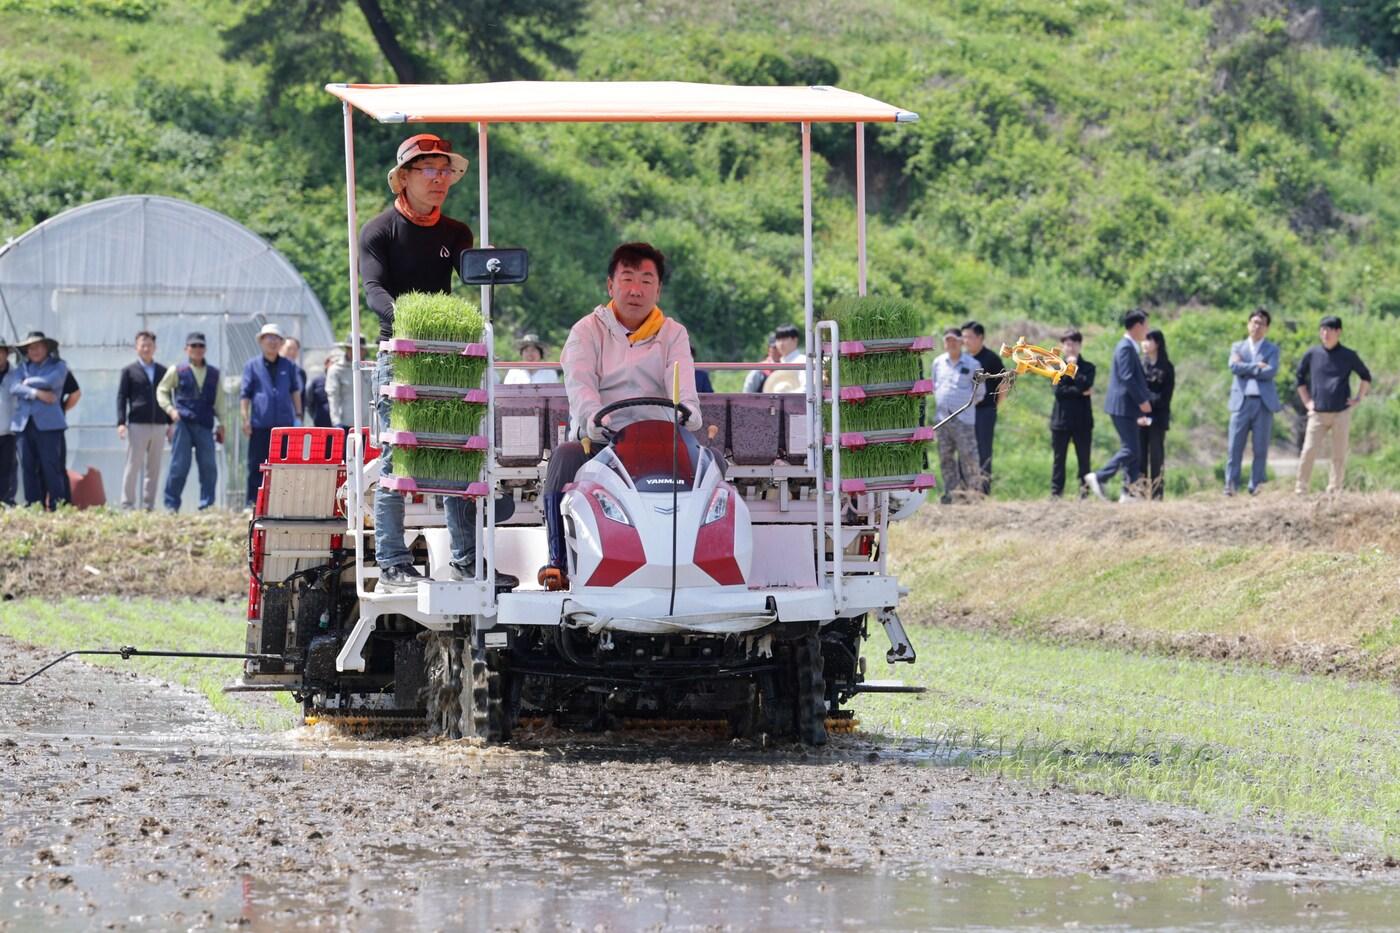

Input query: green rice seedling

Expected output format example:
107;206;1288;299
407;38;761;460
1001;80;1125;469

395;446;485;485
388;399;486;437
391;352;487;389
825;395;923;434
838;352;923;387
394;291;485;343
824;295;921;341
826;441;929;479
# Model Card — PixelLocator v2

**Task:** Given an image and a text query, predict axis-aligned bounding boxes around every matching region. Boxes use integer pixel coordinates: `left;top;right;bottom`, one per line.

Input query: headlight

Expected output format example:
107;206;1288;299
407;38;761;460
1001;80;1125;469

702;487;729;526
590;489;631;526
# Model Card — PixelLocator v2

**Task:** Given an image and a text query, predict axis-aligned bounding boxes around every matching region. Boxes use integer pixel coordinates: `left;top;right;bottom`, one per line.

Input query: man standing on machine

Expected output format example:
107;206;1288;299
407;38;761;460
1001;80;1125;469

538;242;702;590
360;133;515;591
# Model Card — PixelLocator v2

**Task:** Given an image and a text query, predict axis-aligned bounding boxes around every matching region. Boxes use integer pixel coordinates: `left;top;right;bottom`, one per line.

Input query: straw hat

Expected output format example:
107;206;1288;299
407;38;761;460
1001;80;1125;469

15;330;58;354
387;134;469;195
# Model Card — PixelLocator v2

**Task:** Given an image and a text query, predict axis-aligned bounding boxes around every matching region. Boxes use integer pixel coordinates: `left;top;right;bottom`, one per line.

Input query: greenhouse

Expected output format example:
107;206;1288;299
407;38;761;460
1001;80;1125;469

0;195;336;509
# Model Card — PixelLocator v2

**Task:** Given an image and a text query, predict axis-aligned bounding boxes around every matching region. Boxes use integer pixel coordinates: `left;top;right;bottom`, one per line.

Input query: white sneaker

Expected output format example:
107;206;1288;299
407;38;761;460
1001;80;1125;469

1118;491;1141;504
1083;473;1106;501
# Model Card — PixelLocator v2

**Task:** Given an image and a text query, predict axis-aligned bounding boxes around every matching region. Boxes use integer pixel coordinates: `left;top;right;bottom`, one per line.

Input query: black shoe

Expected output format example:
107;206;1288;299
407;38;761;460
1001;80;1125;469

378;563;425;593
449;560;519;591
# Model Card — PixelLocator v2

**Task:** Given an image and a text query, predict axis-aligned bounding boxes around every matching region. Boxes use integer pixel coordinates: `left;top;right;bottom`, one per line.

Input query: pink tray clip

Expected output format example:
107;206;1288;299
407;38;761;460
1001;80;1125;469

378;475;489;498
828;473;937;494
379;384;488;403
379;338;488;357
826;425;935;449
379;430;487;451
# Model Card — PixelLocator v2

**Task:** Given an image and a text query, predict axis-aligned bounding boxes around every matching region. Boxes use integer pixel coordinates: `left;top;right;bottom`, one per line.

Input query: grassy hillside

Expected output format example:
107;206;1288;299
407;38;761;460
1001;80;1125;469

1;0;1398;491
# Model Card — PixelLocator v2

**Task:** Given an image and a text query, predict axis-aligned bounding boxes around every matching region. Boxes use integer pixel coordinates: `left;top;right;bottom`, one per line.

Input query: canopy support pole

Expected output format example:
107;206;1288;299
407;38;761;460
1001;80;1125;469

476;120;496;599
341;101;367;600
478;122;490;313
801;121;825;592
856;122;867;296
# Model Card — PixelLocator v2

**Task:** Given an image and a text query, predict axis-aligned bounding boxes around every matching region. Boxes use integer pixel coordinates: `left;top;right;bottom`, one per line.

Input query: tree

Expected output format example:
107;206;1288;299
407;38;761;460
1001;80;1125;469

223;0;585;91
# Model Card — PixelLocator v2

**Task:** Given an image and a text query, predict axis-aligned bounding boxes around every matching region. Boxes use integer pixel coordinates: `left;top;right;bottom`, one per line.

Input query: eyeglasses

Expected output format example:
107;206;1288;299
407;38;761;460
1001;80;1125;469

408;166;462;180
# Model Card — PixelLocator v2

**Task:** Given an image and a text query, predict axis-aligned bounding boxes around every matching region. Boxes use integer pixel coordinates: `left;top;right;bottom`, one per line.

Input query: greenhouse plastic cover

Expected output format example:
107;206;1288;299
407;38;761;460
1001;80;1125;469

0;195;336;509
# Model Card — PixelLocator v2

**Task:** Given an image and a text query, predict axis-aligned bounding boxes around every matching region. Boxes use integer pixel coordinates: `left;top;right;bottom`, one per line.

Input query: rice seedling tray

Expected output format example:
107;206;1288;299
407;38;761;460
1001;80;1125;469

380;338;489;357
825;473;937;494
824;379;933;402
825;426;934;449
822;336;935;356
379;431;488;451
379;475;490;498
379;384;489;403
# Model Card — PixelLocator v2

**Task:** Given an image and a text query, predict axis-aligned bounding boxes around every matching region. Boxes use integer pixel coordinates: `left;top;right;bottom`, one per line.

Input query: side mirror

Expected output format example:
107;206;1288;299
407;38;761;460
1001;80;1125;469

459;247;529;286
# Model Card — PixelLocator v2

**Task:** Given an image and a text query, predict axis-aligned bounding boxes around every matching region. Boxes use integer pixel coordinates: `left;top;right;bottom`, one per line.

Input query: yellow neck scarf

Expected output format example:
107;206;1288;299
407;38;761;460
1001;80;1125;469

610;302;665;344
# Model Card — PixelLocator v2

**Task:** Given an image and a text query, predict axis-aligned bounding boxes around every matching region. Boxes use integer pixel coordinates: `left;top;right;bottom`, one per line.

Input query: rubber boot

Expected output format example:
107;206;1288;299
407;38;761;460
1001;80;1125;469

537;491;569;591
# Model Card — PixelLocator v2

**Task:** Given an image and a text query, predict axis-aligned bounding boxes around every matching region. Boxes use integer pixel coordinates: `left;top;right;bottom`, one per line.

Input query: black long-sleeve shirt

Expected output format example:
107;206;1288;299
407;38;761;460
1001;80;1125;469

1294;344;1372;413
359;206;475;340
1143;356;1175;430
1050;356;1095;432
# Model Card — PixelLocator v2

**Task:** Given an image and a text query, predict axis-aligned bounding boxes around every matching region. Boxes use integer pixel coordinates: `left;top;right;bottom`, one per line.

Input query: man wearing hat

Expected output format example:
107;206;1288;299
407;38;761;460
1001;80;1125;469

326;336;370;430
239;323;302;507
115;330;170;510
361;132;515;591
9;331;79;509
503;334;559;385
0;338;16;506
157;332;223;511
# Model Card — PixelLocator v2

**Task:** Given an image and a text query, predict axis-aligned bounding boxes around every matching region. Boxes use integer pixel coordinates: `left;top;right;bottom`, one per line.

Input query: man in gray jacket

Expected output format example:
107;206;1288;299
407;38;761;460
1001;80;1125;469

1225;308;1283;496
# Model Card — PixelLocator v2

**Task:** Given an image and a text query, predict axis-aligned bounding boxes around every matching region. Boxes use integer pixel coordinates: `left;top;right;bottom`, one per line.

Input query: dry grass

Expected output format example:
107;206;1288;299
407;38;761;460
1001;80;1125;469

892;490;1400;680
0;507;246;602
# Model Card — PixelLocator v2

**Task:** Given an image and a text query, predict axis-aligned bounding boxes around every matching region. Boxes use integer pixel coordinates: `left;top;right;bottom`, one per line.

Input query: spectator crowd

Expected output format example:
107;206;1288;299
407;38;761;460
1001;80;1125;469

0;305;1376;512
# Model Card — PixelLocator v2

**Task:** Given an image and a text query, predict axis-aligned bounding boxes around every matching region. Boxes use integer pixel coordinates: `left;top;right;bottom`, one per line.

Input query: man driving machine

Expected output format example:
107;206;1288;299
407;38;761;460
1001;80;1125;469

538;242;702;590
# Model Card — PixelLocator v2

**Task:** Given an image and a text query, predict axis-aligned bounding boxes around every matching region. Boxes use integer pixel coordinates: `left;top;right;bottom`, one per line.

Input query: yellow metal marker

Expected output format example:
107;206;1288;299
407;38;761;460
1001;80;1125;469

999;337;1079;385
673;361;682;406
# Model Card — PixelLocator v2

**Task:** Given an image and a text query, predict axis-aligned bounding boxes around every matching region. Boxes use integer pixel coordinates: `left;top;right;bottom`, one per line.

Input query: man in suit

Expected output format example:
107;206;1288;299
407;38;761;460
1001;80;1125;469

116;330;170;510
1225;308;1282;496
1049;329;1095;497
1084;309;1152;502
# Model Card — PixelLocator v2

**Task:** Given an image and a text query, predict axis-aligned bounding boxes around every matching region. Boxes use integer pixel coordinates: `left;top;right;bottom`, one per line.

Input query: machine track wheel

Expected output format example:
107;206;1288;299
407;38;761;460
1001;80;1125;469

467;647;512;743
793;632;829;747
424;633;466;739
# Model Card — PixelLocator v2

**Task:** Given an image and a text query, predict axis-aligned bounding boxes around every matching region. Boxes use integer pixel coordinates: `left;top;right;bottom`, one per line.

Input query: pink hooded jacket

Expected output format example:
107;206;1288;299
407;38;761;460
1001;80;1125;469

561;304;702;440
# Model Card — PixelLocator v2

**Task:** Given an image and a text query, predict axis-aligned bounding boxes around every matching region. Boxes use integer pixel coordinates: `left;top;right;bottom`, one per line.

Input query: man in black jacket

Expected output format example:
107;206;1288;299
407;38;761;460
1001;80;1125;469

962;321;1005;494
1049;330;1095;497
116;330;170;510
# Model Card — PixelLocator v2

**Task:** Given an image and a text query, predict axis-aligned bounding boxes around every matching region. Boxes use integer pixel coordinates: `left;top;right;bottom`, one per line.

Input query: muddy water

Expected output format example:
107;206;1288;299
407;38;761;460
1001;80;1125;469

3;637;1400;931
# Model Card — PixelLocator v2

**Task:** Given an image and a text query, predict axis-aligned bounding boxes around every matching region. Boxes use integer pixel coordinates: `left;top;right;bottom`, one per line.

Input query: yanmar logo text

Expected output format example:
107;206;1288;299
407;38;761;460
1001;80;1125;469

643;478;687;486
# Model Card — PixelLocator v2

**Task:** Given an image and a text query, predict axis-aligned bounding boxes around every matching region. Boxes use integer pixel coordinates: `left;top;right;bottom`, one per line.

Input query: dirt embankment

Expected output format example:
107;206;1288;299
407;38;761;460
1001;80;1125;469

0;508;246;602
895;492;1400;681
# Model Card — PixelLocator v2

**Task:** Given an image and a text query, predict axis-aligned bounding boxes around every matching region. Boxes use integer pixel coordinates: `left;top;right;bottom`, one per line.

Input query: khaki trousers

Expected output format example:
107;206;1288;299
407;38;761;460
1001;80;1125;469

1295;408;1352;494
122;422;166;509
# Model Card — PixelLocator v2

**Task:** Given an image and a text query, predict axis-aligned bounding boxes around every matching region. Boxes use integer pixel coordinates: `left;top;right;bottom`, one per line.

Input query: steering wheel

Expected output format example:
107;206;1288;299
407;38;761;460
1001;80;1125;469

592;397;693;435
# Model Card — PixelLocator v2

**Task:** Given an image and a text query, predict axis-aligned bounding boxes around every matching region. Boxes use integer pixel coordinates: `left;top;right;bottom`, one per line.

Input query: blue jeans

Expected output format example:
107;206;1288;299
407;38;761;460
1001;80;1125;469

19;423;68;511
372;352;476;568
165;420;217;510
1095;413;1144;489
1226;397;1273;493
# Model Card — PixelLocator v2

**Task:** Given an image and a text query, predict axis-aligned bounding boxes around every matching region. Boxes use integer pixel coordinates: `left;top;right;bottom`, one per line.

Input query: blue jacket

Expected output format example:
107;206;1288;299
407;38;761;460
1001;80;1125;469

9;356;69;432
1102;336;1151;418
240;355;300;429
175;363;221;428
1227;338;1282;413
